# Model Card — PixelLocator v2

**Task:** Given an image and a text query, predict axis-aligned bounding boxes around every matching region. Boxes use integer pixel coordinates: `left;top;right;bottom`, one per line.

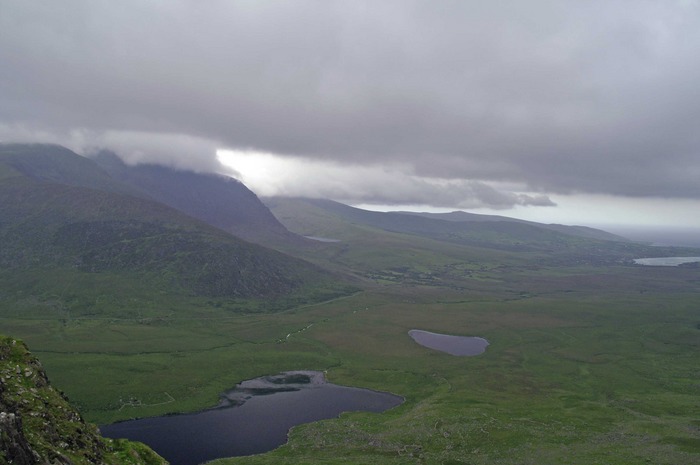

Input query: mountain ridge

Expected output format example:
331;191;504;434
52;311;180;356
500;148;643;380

0;144;340;301
264;197;700;270
268;197;626;253
91;151;306;247
396;210;629;242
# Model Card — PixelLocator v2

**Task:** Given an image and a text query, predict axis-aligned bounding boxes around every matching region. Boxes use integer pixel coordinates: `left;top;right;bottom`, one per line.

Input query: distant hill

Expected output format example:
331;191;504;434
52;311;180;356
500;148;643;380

269;198;623;253
264;198;697;266
92;151;305;247
0;144;336;300
398;210;629;242
0;335;167;464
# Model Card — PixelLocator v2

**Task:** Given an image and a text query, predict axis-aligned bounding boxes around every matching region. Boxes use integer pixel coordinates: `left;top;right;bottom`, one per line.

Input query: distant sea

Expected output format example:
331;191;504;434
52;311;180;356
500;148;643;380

600;226;700;248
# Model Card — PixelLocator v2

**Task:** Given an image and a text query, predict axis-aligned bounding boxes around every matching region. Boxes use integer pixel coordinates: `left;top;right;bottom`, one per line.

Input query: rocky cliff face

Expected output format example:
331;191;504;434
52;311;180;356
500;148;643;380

0;336;166;465
0;411;35;464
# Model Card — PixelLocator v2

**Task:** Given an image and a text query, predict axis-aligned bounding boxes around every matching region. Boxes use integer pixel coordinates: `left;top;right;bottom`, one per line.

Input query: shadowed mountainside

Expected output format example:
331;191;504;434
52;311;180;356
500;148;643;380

0;144;336;299
0;144;140;196
92;151;306;247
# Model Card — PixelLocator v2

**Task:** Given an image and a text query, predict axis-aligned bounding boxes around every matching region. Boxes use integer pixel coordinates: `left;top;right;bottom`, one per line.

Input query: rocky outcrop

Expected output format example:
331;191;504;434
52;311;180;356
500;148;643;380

0;335;167;465
0;411;36;464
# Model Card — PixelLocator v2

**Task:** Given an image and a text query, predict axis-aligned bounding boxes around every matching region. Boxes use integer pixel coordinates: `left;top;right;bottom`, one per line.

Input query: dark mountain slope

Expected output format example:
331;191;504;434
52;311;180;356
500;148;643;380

92;151;304;246
0;335;166;465
0;177;317;298
0;145;334;300
0;144;141;197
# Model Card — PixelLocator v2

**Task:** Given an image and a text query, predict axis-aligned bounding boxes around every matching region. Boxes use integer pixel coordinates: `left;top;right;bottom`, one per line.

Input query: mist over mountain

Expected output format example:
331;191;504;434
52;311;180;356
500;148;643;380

3;2;700;461
91;151;304;247
2;143;699;464
0;144;335;299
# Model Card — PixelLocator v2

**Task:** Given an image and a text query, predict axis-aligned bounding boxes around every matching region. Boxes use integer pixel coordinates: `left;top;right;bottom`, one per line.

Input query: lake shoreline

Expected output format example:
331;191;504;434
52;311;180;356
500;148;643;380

101;370;404;465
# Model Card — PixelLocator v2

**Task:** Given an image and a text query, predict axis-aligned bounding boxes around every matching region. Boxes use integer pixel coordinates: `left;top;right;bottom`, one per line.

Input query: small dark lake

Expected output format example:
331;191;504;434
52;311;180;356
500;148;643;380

409;329;489;356
100;371;402;465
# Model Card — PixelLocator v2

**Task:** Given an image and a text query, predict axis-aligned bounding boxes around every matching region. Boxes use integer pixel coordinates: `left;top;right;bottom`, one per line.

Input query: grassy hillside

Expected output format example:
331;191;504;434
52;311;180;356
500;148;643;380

0;176;337;300
264;197;700;276
265;196;529;283
266;198;629;255
0;144;351;303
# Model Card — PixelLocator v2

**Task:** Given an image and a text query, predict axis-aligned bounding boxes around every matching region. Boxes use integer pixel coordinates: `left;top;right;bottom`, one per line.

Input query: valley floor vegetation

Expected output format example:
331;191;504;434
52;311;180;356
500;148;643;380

2;258;698;464
1;144;698;464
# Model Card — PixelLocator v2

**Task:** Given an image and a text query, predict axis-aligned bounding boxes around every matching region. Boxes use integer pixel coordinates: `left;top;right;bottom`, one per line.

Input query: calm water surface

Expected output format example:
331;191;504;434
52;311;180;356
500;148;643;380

633;256;700;266
408;329;489;356
101;371;402;465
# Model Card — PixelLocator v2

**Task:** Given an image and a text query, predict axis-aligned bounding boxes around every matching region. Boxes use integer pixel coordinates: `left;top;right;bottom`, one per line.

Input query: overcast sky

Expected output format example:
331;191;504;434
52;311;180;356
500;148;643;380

2;1;700;228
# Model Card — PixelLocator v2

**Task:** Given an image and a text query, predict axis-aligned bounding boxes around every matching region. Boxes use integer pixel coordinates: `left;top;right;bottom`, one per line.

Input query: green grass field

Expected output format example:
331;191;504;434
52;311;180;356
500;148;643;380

3;143;697;463
2;258;698;464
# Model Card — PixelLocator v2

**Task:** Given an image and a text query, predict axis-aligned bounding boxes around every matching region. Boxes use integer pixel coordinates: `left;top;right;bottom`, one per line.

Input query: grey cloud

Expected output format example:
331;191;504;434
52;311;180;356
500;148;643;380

256;158;556;210
462;182;556;209
1;0;700;205
89;131;225;173
516;194;557;207
0;125;226;173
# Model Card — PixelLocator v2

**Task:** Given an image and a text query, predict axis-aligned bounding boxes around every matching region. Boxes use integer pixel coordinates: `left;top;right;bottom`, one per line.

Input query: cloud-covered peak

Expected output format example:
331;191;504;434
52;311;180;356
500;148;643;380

2;1;700;217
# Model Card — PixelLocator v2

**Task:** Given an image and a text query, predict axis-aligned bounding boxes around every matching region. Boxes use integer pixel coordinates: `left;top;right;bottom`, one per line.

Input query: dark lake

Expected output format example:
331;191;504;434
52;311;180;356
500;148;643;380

409;329;489;356
100;371;402;465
